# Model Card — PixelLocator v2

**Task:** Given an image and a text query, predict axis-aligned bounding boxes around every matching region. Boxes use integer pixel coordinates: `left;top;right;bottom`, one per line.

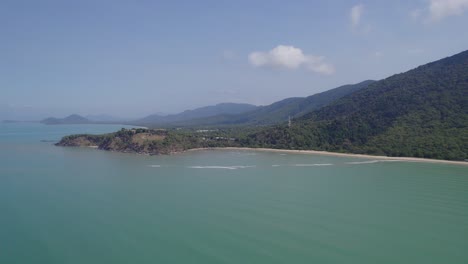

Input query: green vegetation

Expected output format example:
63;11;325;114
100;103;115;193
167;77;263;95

244;50;468;160
56;128;249;155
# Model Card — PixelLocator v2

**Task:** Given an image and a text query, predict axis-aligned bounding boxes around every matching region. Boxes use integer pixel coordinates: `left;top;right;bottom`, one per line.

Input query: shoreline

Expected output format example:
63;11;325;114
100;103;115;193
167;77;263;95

186;147;468;166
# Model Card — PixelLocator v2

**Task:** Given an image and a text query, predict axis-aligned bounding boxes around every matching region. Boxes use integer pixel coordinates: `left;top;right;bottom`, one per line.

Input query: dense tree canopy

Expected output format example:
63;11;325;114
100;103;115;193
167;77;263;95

245;50;468;160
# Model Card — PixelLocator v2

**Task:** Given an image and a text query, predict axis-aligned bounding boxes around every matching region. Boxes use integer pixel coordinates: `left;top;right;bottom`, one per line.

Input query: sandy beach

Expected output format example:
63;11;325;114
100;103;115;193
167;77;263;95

187;147;468;166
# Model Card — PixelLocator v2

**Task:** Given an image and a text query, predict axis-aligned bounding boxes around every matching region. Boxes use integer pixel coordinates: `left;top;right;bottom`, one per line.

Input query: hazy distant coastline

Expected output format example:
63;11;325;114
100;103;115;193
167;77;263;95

55;50;468;163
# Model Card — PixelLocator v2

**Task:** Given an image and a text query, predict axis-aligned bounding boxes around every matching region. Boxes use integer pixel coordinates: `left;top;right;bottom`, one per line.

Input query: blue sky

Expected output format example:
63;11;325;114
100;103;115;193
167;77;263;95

1;0;468;120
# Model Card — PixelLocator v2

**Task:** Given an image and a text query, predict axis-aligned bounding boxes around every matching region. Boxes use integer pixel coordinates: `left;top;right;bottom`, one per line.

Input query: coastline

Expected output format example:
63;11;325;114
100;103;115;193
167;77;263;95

186;147;468;166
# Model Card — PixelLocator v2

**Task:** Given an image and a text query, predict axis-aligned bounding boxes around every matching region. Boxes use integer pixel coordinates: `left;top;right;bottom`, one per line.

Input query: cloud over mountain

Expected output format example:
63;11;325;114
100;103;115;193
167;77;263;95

248;45;335;75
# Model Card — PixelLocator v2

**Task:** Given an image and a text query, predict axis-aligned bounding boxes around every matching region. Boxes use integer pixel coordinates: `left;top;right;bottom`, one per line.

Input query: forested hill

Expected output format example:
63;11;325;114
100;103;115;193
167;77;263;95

246;50;468;160
229;80;375;125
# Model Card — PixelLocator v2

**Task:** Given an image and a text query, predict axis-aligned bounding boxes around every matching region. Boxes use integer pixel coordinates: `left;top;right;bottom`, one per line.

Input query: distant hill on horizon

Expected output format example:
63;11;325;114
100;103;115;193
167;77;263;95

133;103;258;126
41;114;91;125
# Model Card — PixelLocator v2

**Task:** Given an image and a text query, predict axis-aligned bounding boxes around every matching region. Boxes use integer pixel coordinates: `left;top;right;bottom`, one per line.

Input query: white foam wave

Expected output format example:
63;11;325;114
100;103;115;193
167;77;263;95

346;160;401;165
188;165;255;170
293;163;333;167
272;165;281;167
189;166;237;170
148;165;161;167
232;152;257;156
346;160;380;165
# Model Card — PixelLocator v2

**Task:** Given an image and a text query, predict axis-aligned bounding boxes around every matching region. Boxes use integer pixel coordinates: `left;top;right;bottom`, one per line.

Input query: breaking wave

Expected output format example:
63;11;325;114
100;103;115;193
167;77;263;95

293;164;333;167
188;165;255;170
346;160;401;165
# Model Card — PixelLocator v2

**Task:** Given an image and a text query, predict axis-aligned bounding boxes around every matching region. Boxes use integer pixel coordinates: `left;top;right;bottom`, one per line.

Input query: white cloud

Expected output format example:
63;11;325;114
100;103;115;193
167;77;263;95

413;0;468;22
307;60;335;75
429;0;468;20
350;4;364;28
349;4;372;34
373;51;384;57
248;45;335;75
249;45;306;69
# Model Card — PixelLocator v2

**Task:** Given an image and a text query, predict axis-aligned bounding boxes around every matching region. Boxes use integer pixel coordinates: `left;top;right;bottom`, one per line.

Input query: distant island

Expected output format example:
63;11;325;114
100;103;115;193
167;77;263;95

56;50;468;161
41;114;92;125
2;120;26;123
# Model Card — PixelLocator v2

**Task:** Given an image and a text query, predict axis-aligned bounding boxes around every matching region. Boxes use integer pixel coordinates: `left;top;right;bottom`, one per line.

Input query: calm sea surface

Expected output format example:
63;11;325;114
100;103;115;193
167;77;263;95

1;123;467;263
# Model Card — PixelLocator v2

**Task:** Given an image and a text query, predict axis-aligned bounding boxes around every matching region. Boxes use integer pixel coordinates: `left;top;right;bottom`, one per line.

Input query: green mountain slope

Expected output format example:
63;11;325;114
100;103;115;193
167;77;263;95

245;50;468;160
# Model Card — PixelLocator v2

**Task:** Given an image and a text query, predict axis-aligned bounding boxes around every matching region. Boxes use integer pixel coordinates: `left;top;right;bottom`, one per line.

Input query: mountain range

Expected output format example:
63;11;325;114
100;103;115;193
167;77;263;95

134;103;257;126
165;80;375;127
39;103;257;126
41;80;375;128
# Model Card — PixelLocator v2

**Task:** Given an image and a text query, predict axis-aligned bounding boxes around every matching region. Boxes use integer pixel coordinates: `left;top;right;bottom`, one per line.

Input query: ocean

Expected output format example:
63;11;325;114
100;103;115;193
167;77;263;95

1;123;467;263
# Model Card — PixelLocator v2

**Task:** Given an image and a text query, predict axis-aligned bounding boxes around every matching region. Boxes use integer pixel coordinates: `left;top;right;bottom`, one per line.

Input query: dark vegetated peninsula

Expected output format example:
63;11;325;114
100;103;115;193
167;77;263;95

56;128;243;155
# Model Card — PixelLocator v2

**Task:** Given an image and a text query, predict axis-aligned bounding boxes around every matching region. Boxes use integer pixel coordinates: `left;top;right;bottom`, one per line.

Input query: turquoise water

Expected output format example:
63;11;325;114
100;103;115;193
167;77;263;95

1;123;467;263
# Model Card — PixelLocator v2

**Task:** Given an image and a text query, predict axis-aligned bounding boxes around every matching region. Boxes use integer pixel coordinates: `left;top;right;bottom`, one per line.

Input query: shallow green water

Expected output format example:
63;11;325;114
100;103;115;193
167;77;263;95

1;123;467;263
